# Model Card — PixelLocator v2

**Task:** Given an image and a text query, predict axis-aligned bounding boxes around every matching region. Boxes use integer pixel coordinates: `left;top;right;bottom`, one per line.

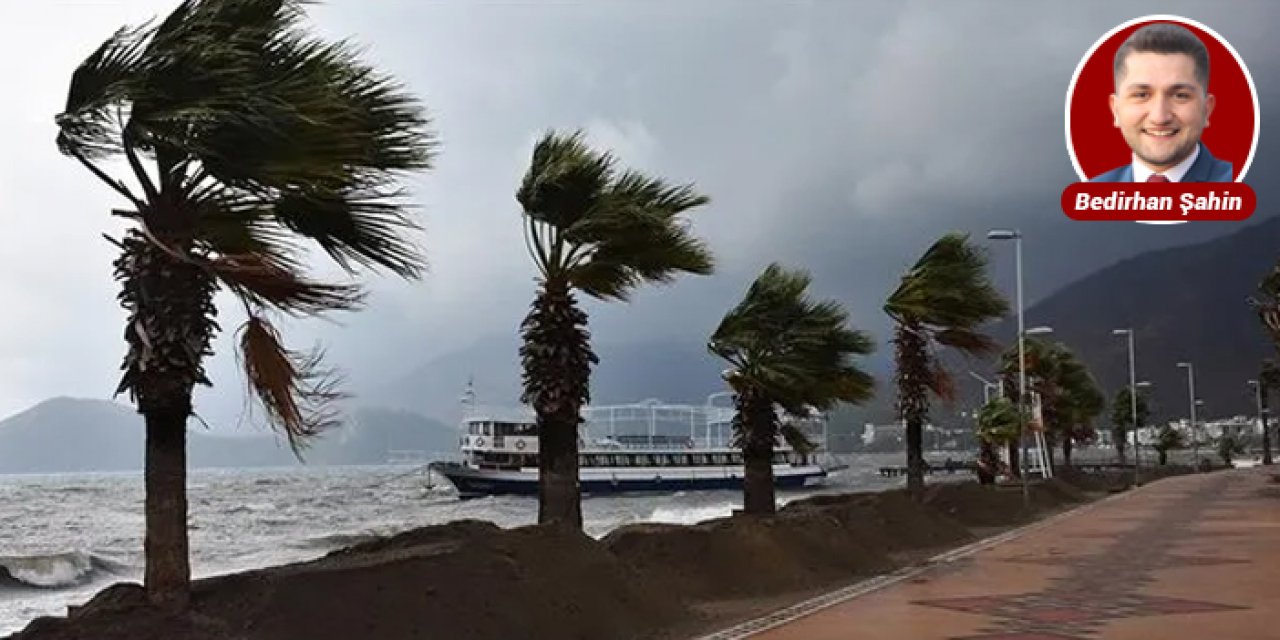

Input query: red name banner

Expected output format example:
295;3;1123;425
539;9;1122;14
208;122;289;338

1061;183;1256;221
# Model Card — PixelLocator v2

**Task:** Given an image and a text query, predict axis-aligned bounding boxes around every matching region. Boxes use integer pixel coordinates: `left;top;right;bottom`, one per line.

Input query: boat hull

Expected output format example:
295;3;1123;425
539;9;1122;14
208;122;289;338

433;462;826;498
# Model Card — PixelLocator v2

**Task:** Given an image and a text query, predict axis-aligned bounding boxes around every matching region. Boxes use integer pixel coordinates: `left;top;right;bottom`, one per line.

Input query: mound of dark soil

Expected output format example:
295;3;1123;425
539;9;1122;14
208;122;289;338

10;521;686;640
920;478;1084;528
604;489;973;602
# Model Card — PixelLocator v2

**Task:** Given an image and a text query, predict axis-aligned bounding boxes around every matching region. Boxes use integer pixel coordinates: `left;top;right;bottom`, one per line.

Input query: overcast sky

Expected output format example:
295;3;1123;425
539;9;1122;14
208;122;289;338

0;1;1275;427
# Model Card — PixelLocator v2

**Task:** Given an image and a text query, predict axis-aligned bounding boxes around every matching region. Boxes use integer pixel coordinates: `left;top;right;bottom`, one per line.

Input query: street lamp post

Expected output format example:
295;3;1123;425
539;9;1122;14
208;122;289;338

987;229;1030;508
1114;329;1140;486
1177;362;1197;468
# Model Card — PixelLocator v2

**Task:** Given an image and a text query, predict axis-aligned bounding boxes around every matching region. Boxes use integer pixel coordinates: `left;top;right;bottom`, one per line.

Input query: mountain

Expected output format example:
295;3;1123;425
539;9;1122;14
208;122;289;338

0;398;457;474
988;214;1280;423
373;331;898;424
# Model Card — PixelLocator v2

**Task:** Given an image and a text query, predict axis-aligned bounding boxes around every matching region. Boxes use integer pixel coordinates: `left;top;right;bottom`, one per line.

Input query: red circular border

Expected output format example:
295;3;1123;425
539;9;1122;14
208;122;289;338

1066;16;1258;182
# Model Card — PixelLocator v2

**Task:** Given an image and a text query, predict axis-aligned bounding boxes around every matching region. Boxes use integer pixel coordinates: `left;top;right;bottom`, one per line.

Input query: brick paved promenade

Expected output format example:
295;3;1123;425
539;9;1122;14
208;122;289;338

710;469;1280;640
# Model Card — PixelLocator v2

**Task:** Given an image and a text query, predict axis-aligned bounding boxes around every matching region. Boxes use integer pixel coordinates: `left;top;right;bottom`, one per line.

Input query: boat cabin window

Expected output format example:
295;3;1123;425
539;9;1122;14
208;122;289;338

493;421;536;437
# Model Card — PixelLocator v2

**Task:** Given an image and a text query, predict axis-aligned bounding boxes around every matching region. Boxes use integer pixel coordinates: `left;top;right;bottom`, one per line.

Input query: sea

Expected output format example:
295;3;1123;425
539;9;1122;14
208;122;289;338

0;452;948;635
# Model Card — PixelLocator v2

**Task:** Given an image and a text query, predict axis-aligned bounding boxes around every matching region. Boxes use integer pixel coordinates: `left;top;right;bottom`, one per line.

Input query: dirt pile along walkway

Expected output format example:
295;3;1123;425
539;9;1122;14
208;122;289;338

9;520;687;640
6;470;1188;640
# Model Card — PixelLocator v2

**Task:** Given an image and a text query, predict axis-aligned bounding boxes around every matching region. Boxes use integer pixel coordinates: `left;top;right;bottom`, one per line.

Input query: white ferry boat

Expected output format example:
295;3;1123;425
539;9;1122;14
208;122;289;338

432;385;832;497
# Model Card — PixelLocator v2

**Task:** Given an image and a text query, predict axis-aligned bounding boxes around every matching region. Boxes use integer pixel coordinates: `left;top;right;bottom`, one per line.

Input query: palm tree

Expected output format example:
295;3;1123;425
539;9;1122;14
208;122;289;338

1110;386;1150;464
998;340;1103;467
55;0;435;608
708;264;875;514
516;131;713;529
975;396;1021;485
1152;425;1185;465
885;233;1008;499
1260;359;1280;465
1056;355;1104;466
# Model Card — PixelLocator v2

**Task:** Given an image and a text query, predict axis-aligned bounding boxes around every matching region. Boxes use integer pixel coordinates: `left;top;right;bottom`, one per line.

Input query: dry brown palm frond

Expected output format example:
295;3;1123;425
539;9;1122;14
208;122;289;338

237;314;347;456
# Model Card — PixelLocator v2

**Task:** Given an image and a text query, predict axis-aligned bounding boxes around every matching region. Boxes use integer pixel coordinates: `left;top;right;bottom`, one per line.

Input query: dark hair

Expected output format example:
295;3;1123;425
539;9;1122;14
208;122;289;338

1113;23;1210;91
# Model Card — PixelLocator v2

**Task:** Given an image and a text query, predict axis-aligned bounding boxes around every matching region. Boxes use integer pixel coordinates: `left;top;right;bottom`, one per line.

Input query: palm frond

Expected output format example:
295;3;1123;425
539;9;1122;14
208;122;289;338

237;314;347;455
272;188;426;278
56;21;155;160
518;129;713;299
885;232;1008;329
976;396;1022;444
191;30;435;192
934;328;999;357
517;130;615;231
710;263;875;412
212;253;365;315
779;423;816;454
569;217;714;300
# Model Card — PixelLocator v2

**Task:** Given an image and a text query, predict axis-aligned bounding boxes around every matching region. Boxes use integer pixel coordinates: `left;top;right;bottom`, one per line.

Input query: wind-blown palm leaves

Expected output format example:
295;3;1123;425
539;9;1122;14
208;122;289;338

517;130;713;529
1152;425;1185;466
709;264;874;514
1110;386;1150;465
998;340;1103;467
56;0;434;608
885;233;1008;499
975;396;1021;484
1249;263;1280;348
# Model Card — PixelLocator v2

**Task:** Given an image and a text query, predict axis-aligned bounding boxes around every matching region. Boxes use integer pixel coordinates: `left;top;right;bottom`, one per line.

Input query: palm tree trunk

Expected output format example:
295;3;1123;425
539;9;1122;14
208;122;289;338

1007;441;1021;478
116;231;217;610
892;323;929;500
1062;436;1073;466
1158;449;1168;466
738;390;777;515
536;406;582;527
976;440;997;485
144;406;190;610
520;281;596;530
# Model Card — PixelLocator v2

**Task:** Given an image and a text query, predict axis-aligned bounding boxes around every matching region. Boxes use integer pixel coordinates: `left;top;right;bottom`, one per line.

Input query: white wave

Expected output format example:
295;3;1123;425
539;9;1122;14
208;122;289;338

645;503;737;526
0;552;114;589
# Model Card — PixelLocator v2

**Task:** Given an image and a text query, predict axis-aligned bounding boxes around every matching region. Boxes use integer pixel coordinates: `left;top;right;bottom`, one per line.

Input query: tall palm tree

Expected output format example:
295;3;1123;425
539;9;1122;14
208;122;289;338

1055;354;1104;466
1259;359;1280;465
516;131;713;529
55;0;435;608
885;233;1008;500
998;340;1102;467
708;264;875;514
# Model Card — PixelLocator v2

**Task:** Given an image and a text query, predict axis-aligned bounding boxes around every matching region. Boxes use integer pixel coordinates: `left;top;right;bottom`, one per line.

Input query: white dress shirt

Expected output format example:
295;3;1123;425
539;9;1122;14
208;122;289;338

1131;144;1200;182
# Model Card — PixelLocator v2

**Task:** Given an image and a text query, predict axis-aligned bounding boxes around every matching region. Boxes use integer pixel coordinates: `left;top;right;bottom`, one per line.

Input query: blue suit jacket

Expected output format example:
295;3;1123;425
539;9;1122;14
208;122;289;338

1088;144;1233;182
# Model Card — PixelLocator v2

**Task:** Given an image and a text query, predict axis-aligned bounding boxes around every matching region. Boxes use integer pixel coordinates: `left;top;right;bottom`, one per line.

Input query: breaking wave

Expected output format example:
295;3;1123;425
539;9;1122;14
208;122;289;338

645;504;736;526
0;552;127;590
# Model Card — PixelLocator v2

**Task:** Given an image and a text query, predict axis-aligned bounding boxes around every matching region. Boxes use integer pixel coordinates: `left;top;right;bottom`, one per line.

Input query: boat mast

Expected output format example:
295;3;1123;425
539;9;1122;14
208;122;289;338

460;376;477;419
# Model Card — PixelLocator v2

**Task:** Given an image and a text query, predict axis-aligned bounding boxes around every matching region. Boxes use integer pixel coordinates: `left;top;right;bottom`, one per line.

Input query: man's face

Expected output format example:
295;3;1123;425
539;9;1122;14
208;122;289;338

1110;51;1215;172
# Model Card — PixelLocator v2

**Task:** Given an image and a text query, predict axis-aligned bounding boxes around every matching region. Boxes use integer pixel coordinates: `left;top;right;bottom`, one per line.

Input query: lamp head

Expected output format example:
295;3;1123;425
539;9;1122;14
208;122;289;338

986;229;1020;240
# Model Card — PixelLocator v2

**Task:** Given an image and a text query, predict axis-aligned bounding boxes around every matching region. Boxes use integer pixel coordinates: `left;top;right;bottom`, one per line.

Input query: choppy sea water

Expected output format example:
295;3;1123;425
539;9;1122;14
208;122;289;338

0;452;939;635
